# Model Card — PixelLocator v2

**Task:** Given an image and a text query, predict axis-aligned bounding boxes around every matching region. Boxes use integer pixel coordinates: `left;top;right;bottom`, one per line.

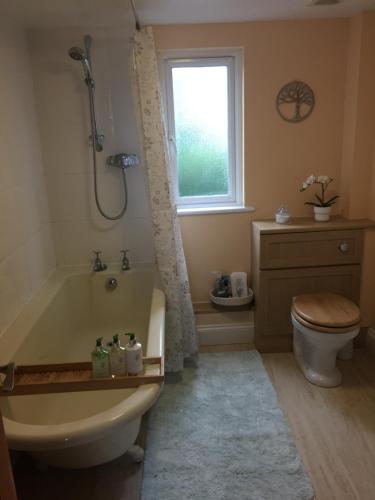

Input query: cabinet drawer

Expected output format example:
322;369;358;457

260;230;363;269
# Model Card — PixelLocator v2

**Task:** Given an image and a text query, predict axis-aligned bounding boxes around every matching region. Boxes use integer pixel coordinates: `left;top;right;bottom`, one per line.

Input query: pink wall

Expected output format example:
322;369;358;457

154;19;349;301
340;12;375;326
340;13;375;220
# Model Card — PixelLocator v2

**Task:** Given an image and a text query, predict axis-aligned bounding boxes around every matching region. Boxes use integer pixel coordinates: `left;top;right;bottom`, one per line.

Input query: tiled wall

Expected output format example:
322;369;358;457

0;23;56;335
29;28;155;268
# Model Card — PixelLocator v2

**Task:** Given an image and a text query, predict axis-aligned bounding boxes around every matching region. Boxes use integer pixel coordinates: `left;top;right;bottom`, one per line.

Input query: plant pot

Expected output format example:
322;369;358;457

313;206;332;222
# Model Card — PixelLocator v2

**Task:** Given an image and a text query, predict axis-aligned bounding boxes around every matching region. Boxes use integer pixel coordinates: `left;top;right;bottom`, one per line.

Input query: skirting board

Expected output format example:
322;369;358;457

198;323;254;346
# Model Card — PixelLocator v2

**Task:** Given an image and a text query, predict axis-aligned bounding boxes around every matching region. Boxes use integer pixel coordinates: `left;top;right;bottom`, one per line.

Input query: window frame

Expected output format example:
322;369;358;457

159;48;244;213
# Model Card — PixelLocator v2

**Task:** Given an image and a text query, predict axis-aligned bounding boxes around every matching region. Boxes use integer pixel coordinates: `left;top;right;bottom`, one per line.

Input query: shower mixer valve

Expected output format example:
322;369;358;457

107;153;139;169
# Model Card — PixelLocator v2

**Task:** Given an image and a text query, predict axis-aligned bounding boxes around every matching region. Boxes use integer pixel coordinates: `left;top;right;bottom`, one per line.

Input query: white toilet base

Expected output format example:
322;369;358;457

292;316;360;388
293;332;342;387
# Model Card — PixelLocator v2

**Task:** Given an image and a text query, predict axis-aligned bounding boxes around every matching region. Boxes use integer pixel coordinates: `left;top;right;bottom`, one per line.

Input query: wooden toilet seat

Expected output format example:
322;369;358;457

292;293;360;334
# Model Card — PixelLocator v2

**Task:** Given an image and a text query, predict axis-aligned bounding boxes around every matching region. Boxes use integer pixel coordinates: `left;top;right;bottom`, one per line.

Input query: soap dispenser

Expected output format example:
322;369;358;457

124;333;143;375
108;334;127;376
91;337;110;378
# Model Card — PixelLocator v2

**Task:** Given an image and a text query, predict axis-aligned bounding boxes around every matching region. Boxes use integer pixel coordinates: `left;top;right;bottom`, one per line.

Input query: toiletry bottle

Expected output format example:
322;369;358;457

108;334;127;376
91;337;110;378
124;333;143;375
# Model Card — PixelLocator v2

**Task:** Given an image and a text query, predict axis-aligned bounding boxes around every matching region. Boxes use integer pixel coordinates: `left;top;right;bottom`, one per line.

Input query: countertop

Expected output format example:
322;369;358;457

252;216;375;234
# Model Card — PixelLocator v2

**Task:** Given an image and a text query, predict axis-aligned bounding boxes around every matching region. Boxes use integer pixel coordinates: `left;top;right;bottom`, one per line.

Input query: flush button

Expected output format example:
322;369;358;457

339;242;350;253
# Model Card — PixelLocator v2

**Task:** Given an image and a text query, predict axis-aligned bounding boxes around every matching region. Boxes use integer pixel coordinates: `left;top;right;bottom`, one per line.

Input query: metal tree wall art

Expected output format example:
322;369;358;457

276;80;315;123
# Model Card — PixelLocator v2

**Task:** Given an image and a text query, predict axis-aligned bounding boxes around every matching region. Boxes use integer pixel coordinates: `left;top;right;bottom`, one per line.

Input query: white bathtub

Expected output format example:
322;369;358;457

0;265;165;468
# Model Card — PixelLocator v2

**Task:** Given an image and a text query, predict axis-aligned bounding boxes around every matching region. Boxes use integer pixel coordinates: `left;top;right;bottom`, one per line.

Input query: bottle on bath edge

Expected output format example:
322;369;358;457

91;337;110;378
124;333;143;375
108;334;127;376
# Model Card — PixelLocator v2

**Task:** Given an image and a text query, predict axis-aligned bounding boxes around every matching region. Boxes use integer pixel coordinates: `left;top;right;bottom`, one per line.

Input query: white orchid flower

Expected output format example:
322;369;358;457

317;175;332;185
299;174;338;207
305;175;316;185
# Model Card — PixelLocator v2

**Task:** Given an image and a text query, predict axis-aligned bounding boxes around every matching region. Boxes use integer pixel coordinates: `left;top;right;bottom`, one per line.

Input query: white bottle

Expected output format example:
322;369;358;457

108;334;127;376
230;272;248;298
124;333;143;375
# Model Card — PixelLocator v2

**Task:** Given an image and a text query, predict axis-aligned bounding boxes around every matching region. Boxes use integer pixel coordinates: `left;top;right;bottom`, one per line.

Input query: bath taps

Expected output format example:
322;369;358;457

121;249;130;271
0;362;15;392
93;251;107;272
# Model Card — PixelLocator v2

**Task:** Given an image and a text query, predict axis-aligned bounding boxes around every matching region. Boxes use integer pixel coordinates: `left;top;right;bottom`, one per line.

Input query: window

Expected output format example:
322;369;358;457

160;49;244;213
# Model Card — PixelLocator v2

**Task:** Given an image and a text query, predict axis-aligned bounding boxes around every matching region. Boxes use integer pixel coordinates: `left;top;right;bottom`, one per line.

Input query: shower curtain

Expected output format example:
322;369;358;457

132;27;197;373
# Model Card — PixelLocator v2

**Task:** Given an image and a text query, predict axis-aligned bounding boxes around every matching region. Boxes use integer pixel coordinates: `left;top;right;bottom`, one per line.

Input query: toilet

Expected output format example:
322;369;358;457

291;292;360;388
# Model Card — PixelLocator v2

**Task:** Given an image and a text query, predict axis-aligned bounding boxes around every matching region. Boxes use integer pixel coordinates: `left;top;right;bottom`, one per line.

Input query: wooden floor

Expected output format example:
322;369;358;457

13;346;375;500
263;349;375;500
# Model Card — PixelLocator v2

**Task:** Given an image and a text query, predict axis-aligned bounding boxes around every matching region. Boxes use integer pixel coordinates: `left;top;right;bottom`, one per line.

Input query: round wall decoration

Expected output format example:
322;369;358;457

276;80;315;123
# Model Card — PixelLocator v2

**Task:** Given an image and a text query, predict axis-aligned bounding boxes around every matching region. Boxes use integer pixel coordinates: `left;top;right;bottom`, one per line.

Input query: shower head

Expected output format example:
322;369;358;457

68;46;93;82
68;46;85;61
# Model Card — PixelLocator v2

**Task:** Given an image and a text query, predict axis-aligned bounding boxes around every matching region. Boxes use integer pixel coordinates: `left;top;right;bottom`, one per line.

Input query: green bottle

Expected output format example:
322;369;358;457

91;337;110;378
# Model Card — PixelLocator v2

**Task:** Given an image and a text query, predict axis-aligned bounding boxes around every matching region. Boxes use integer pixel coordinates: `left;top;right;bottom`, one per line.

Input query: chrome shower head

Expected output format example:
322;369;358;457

68;46;85;61
68;46;93;82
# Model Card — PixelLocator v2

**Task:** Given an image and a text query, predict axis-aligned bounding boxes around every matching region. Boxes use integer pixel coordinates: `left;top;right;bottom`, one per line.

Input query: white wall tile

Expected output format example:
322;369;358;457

0;255;22;335
30;28;155;268
0;22;56;337
25;226;56;294
54;172;91;222
51;222;65;265
128;217;156;264
0;188;25;261
59;221;92;265
8;245;33;306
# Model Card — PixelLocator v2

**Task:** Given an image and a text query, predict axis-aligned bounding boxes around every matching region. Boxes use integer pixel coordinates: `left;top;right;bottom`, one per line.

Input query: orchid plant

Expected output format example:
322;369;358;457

300;175;339;207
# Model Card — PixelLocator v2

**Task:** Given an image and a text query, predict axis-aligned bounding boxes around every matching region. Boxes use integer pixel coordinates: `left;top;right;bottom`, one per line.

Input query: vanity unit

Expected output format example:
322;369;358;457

251;217;373;352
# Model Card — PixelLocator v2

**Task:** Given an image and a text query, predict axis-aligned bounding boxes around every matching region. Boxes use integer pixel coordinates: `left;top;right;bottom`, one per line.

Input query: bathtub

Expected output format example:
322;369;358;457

0;265;165;468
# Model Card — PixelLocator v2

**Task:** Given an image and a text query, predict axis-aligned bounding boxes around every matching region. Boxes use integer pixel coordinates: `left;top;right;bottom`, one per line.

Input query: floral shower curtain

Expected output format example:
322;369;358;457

132;27;198;373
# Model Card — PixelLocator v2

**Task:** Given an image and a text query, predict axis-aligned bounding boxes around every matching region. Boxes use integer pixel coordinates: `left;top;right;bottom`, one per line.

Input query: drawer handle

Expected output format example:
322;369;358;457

339;242;350;253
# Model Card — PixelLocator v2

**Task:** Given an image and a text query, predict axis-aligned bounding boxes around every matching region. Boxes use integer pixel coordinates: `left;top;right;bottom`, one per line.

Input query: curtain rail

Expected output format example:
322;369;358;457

130;0;142;31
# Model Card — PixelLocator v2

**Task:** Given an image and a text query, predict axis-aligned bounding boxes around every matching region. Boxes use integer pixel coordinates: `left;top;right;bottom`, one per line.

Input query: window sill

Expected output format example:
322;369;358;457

177;205;255;216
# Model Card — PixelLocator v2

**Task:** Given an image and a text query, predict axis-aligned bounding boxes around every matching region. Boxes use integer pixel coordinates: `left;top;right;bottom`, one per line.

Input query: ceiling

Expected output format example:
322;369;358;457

1;0;374;28
137;0;375;25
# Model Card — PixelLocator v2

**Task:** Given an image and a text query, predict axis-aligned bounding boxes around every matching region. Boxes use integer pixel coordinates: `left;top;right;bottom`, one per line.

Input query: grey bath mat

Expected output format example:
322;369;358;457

142;351;314;500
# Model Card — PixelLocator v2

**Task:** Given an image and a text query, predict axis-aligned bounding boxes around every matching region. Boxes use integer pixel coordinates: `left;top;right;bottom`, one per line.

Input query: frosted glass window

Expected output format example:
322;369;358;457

172;66;229;197
162;51;243;211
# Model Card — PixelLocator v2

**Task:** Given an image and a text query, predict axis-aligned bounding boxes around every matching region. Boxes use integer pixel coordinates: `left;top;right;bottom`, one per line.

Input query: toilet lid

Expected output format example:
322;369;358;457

292;293;360;328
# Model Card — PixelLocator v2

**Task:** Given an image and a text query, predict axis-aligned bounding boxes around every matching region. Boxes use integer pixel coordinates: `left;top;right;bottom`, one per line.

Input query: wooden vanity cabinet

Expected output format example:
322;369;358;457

251;218;371;352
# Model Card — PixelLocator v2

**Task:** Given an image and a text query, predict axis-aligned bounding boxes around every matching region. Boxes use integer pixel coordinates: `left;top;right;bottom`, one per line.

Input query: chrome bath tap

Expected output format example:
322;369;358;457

93;251;107;272
121;249;130;271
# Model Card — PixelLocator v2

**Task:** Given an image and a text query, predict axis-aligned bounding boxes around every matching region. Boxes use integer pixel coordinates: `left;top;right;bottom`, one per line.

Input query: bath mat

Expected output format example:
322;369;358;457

142;351;314;500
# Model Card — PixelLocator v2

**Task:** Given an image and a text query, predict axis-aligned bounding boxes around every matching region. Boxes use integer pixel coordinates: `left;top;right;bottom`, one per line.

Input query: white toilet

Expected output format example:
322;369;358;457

291;292;360;388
